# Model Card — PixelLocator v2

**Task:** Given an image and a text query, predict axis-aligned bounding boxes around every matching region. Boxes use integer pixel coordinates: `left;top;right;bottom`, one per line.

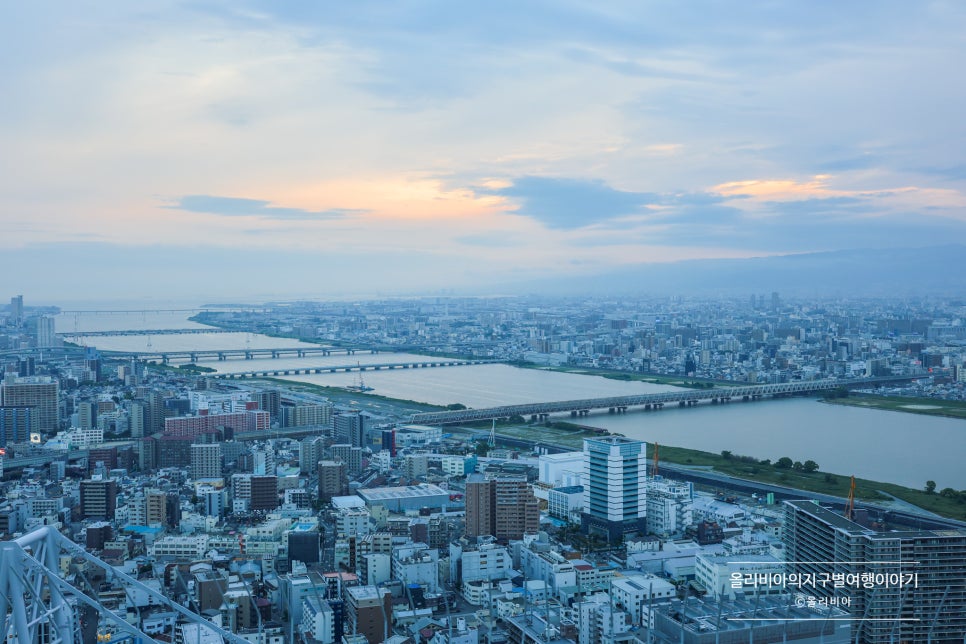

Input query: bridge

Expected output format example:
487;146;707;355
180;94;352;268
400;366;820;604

214;358;499;379
60;328;236;337
0;526;251;644
101;345;391;362
408;376;921;425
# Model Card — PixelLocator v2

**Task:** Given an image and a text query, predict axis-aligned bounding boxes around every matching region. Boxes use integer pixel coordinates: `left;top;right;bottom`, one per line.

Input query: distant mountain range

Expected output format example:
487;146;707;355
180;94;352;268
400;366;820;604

513;245;966;297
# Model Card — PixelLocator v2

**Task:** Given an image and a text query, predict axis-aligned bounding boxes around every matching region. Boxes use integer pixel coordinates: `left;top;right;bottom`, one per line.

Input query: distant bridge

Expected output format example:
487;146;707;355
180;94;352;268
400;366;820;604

409;376;922;425
101;345;389;362
60;328;235;337
214;358;499;379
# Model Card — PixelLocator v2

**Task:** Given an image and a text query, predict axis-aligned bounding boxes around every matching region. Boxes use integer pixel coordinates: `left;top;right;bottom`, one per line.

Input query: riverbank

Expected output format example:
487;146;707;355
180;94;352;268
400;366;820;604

821;394;966;420
458;422;966;521
511;362;721;390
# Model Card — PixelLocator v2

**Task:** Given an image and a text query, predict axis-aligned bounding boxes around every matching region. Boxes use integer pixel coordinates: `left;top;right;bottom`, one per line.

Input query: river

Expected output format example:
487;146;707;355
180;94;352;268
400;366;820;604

60;307;966;490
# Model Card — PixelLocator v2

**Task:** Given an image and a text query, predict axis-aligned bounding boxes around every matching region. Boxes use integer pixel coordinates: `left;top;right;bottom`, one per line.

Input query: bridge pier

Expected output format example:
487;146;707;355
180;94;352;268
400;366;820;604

571;411;578;417
679;401;686;407
218;353;226;361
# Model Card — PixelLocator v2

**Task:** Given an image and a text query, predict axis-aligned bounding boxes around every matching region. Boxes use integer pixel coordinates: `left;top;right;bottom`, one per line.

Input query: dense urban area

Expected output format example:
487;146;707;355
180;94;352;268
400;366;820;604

0;294;964;644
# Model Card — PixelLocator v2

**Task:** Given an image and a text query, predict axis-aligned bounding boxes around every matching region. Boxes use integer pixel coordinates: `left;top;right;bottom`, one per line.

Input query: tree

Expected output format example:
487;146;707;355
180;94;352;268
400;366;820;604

940;488;958;498
802;460;819;473
721;450;733;460
824;473;838;485
925;480;937;494
775;457;793;469
792;461;804;471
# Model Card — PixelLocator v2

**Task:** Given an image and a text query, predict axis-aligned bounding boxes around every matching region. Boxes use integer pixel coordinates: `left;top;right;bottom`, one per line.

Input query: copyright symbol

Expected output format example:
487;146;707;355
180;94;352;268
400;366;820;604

795;596;807;608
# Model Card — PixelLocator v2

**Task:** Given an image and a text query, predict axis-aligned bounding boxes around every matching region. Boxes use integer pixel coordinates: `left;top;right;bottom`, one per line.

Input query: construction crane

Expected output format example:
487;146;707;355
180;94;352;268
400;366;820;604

844;475;855;520
652;442;659;478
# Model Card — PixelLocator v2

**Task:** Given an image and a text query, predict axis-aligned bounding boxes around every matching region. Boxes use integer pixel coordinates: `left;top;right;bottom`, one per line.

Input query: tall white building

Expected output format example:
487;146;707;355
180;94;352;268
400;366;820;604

581;437;647;542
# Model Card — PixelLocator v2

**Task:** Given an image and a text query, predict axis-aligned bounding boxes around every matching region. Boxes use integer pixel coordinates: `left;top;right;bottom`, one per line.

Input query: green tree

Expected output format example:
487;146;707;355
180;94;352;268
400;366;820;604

824;473;838;485
792;461;804;471
721;450;733;460
775;457;793;469
802;460;819;473
940;488;958;498
925;480;937;494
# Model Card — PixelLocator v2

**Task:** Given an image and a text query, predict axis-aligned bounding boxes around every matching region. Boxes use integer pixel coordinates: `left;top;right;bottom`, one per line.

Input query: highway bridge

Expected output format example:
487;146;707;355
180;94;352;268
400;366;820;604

409;376;921;424
214;358;499;379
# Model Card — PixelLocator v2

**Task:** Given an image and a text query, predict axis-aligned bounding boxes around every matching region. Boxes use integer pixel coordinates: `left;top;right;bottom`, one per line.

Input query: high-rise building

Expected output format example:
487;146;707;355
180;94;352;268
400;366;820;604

79;479;118;520
465;474;540;542
77;401;96;430
250;389;281;420
465;474;495;540
318;460;348;503
581;436;647;542
299;436;324;474
334;412;365;448
784;500;966;643
494;477;540;542
0;406;36;446
129;402;145;438
34;316;56;348
331;443;363;475
9;296;23;327
191;443;223;479
0;376;59;434
252;444;275;475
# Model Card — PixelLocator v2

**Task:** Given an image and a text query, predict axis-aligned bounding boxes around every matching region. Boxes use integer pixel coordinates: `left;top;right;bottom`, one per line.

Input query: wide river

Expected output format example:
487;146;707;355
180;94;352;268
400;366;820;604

63;309;966;490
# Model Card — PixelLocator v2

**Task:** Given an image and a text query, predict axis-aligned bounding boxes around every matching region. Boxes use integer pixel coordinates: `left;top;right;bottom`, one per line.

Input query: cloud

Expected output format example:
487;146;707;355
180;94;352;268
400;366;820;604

167;195;363;220
487;176;657;229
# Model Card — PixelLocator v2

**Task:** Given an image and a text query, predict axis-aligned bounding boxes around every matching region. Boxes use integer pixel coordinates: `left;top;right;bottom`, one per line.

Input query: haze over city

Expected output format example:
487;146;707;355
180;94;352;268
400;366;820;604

3;2;966;299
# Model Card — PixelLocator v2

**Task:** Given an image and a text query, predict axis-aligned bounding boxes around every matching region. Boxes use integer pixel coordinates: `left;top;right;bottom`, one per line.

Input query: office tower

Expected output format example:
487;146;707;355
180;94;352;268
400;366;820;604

331;443;363;475
88;446;118;474
784;500;966;643
334;411;365;447
345;586;392;644
34;316;55;347
318;460;348;502
0;376;59;434
191;443;223;479
465;474;539;542
0;406;36;446
581;436;648;542
9;296;23;327
79;479;118;520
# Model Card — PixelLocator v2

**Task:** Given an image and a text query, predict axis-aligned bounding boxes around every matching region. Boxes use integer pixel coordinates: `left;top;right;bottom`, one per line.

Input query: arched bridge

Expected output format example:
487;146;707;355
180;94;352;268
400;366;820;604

408;376;922;425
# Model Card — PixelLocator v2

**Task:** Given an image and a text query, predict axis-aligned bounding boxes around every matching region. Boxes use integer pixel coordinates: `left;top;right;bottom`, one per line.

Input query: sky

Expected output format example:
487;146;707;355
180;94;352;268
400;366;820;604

2;1;966;301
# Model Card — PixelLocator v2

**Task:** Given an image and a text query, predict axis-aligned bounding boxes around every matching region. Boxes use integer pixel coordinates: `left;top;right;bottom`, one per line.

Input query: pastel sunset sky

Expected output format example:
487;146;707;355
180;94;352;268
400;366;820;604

3;1;965;300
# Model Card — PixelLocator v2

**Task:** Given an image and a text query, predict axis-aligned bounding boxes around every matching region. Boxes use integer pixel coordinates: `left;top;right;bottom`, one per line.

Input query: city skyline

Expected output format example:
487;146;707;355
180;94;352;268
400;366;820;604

3;2;966;299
